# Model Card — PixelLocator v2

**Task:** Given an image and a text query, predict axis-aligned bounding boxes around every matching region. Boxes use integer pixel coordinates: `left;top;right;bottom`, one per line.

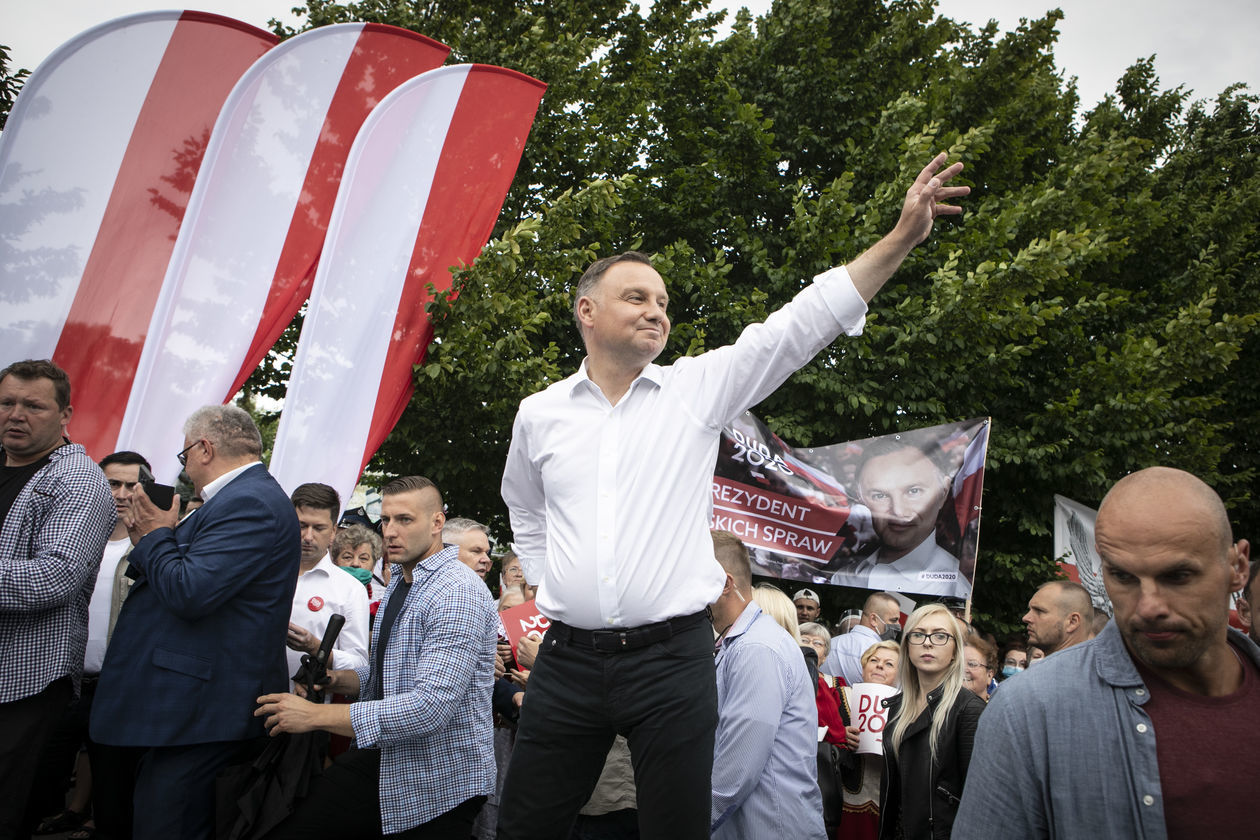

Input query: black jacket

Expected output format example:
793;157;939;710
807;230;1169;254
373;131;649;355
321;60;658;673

877;685;986;840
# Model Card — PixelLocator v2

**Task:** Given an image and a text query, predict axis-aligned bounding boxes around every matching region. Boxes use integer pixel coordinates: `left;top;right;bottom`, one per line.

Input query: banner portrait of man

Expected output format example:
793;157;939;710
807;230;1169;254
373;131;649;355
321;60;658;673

710;414;988;599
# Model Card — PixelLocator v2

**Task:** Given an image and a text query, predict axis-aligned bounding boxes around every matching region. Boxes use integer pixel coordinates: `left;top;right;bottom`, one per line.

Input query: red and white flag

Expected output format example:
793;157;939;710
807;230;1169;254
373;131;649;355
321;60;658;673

117;23;451;477
0;12;276;458
268;64;547;500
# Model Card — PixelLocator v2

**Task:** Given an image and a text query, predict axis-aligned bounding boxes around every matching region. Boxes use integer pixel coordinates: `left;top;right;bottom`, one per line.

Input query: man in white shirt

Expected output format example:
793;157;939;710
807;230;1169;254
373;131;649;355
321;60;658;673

285;483;370;686
829;438;970;598
497;155;969;839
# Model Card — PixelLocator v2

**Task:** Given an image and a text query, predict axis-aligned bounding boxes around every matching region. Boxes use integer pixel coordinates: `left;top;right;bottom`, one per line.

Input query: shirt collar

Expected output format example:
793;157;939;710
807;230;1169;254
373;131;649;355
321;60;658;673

300;554;337;578
869;528;942;570
567;358;665;397
718;601;762;649
417;543;460;573
200;460;261;501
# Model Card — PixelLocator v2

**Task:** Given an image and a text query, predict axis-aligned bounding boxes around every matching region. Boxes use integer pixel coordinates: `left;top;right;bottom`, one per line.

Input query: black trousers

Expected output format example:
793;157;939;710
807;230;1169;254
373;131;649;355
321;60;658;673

262;748;485;839
0;677;72;840
496;618;718;840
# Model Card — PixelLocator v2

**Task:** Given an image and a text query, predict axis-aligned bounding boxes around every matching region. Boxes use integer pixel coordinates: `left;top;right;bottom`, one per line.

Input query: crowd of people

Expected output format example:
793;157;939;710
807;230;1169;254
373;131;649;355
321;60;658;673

3;151;1256;840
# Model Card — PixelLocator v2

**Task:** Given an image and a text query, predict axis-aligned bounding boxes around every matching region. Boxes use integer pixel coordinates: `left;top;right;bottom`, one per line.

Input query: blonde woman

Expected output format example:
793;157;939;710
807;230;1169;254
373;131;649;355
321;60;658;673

751;584;802;642
877;604;984;840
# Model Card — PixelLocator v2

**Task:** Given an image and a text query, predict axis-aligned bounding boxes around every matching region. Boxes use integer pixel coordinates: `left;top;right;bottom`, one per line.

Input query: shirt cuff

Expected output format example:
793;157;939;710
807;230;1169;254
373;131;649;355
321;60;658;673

814;265;867;335
349;700;380;747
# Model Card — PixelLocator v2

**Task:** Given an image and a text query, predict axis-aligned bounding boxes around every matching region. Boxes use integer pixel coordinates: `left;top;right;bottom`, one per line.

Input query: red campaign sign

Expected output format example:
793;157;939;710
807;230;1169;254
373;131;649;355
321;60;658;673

499;599;551;661
715;493;841;564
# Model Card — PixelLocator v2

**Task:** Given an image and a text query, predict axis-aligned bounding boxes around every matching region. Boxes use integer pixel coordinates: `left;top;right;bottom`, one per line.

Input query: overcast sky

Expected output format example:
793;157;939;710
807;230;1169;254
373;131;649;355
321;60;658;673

4;1;1257;110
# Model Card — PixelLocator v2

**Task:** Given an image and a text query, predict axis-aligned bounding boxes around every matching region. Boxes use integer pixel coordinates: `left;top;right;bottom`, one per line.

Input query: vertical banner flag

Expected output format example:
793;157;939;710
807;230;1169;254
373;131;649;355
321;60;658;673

267;64;547;500
712;413;989;599
1053;494;1111;615
118;24;451;474
0;12;276;457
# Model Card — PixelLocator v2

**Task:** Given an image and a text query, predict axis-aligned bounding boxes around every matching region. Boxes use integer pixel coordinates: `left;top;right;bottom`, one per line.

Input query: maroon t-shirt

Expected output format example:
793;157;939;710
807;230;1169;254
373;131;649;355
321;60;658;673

1135;639;1260;836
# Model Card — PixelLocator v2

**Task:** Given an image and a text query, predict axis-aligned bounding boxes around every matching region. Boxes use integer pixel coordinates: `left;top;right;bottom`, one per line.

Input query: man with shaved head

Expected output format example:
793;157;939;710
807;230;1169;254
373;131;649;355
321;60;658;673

821;591;901;686
955;467;1258;838
1022;580;1095;654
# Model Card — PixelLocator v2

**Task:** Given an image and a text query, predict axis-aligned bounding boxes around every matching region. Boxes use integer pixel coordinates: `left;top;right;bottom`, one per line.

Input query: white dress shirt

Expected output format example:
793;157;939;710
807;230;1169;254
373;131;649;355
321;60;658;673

829;529;971;598
286;554;371;682
502;266;867;629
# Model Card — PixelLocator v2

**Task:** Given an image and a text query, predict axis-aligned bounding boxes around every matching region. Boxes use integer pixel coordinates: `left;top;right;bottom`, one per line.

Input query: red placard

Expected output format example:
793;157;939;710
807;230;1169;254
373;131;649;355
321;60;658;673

499;599;551;661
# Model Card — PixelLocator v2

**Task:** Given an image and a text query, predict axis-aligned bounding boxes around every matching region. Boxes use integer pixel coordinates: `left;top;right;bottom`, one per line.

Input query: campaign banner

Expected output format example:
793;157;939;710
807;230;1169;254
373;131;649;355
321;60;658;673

844;682;898;755
499;598;551;662
712;413;988;599
1053;494;1112;615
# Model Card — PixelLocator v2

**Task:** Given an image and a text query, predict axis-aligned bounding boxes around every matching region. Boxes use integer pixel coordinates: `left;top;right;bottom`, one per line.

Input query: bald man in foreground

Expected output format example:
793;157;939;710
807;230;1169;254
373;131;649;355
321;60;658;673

954;467;1259;838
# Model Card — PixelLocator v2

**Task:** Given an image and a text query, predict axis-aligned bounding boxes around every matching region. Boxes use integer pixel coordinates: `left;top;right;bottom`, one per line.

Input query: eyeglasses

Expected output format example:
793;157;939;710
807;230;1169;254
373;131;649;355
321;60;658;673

907;630;954;646
177;440;204;466
965;660;987;669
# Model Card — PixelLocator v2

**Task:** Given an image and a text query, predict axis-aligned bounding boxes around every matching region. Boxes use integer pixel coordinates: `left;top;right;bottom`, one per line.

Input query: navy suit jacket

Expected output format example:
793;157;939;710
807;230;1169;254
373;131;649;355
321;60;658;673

90;464;300;746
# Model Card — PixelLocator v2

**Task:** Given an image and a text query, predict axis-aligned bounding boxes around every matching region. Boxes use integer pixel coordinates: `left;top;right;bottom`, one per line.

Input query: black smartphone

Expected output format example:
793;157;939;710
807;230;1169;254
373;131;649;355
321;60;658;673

137;464;176;510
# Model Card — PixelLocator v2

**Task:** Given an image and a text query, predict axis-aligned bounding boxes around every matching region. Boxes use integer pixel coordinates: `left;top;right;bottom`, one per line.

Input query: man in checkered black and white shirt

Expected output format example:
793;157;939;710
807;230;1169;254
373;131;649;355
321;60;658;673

0;359;115;837
257;475;497;838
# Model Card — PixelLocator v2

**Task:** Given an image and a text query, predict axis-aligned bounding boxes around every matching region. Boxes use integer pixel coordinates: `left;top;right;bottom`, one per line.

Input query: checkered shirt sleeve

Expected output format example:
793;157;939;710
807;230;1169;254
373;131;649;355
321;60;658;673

0;445;116;702
350;546;497;832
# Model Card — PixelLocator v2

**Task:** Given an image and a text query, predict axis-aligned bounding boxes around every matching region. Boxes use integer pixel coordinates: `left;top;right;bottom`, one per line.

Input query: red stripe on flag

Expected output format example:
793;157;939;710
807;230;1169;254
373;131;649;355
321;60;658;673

52;14;275;460
228;25;451;399
360;66;546;474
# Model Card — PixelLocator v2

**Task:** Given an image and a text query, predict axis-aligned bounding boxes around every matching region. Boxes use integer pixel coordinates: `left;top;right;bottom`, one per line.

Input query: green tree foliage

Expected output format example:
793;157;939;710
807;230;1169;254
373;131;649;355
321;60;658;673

271;0;1260;635
7;3;1256;633
0;45;30;131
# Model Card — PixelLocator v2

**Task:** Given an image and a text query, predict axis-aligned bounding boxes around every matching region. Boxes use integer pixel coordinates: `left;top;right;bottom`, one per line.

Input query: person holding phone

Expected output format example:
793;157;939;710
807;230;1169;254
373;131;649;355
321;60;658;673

877;604;985;840
90;405;300;840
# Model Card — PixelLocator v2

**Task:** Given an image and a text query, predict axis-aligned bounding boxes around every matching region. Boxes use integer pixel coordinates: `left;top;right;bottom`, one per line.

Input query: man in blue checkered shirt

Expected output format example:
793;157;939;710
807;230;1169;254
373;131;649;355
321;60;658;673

257;475;497;838
0;359;115;837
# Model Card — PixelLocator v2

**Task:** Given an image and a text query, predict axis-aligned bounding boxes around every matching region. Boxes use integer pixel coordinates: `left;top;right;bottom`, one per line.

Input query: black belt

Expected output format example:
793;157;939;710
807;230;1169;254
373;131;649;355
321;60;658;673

548;610;709;654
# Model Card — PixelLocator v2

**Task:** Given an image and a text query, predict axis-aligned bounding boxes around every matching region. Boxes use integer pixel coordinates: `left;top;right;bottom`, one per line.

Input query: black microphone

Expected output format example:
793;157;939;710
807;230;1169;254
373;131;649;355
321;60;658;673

293;613;345;701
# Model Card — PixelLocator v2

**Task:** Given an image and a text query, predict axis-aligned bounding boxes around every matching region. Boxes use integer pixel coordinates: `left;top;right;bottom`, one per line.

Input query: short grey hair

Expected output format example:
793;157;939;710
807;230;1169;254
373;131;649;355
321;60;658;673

799;621;833;657
572;251;654;337
183;405;263;459
442;517;488;543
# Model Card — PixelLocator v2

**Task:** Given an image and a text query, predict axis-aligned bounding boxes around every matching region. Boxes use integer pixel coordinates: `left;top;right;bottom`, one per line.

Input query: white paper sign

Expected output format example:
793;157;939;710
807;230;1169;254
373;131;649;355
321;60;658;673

850;682;898;755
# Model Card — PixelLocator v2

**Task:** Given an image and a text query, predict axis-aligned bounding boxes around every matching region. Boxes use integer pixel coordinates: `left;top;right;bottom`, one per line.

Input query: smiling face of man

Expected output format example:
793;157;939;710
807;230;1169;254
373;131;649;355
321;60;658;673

578;261;671;369
858;447;948;563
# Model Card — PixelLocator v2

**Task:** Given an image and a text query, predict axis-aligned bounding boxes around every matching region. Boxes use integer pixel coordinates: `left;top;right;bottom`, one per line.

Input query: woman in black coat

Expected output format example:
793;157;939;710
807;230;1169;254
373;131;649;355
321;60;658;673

877;604;986;840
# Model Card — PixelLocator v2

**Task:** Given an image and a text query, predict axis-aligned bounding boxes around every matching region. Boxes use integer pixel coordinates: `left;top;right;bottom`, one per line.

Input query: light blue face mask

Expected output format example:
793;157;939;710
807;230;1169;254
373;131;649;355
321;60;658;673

1001;664;1024;678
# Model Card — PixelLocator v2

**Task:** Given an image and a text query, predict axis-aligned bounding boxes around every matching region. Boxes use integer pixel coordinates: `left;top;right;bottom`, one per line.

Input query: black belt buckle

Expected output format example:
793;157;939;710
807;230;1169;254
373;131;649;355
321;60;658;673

592;629;633;653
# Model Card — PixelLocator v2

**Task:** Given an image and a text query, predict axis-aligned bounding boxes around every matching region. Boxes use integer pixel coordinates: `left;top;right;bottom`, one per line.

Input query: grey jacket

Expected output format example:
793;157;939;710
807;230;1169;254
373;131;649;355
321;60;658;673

953;621;1260;839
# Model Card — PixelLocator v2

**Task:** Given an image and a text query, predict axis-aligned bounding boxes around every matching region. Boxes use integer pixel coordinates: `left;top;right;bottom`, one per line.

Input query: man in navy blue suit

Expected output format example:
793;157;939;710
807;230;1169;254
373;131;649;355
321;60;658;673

90;405;300;840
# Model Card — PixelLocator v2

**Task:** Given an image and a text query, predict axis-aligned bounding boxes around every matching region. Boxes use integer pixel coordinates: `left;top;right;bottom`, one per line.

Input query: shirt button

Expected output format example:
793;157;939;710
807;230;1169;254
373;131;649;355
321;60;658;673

1142;795;1154;806
1135;689;1146;696
1136;723;1148;733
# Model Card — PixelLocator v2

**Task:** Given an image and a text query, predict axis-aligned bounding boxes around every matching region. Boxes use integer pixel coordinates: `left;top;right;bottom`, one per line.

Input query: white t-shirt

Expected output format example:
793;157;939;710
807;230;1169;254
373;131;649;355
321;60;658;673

84;537;131;674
